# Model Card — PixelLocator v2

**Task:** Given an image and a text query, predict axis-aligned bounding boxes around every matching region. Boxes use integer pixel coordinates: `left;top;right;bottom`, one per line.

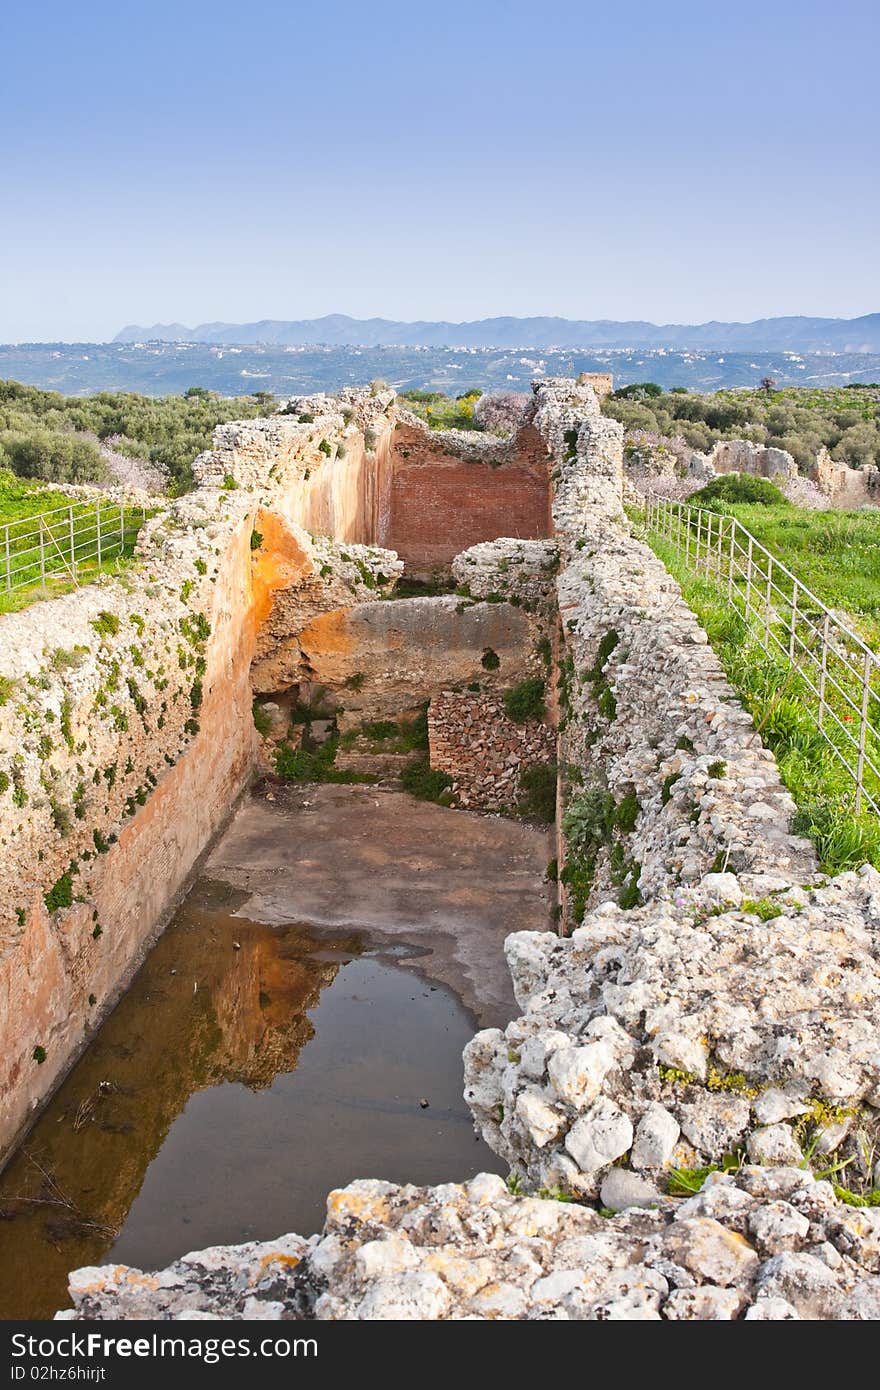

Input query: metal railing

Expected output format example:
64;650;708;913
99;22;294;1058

1;499;148;598
645;490;880;816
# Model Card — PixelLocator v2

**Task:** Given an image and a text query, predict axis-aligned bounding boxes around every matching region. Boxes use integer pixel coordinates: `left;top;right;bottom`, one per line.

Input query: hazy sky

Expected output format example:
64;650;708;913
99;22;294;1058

3;0;878;341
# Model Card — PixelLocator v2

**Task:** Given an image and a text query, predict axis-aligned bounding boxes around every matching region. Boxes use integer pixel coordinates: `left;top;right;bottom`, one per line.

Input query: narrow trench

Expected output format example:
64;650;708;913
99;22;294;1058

0;562;557;1318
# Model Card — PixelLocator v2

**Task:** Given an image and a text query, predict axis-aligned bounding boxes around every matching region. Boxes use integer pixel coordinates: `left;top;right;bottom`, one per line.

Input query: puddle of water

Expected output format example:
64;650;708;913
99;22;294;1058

0;888;504;1319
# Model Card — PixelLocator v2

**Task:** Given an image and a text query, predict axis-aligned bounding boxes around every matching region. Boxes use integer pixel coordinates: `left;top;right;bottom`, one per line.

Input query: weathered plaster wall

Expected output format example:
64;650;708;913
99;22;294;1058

382;421;551;572
298;595;537;720
0;389;399;1163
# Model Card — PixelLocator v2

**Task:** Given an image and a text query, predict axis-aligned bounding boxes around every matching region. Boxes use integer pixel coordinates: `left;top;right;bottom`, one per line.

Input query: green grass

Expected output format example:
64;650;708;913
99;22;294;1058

0;470;151;613
274;736;376;785
645;533;880;874
691;496;880;647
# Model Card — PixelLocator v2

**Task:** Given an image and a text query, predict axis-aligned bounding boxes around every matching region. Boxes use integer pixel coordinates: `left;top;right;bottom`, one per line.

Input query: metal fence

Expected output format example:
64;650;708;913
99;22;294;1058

1;499;148;597
645;490;880;816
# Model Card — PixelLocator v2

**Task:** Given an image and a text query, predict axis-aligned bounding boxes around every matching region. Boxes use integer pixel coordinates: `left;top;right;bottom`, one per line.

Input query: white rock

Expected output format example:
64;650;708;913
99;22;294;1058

547;1041;615;1109
663;1286;747;1319
748;1201;810;1254
355;1272;452;1320
746;1124;804;1166
564;1099;634;1173
631;1104;680;1169
515;1089;564;1147
599;1168;664;1211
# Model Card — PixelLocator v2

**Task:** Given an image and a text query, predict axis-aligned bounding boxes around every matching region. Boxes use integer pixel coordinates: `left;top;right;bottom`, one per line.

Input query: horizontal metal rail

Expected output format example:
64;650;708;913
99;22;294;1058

645;490;880;817
1;501;147;597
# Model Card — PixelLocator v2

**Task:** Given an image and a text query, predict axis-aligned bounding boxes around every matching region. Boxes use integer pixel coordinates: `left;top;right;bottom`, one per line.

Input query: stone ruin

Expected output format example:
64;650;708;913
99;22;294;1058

2;376;880;1320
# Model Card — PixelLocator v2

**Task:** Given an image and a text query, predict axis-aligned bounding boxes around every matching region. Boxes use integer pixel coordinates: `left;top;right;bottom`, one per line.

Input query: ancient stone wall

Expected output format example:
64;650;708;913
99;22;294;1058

693;438;798;483
0;390;397;1163
428;690;555;812
193;388;397;545
296;595;538;721
57;377;880;1320
382;421;551;573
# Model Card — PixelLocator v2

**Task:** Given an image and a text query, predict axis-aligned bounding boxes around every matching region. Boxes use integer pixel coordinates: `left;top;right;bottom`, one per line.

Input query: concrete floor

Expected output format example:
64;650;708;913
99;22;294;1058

204;783;556;1029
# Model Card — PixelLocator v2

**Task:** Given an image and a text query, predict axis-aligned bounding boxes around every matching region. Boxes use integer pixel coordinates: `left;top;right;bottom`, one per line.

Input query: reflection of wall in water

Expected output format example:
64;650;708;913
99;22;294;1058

0;908;356;1320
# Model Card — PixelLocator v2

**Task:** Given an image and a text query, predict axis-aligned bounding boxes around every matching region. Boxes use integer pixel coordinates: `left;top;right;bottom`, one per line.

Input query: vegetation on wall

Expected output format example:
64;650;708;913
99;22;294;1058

400;389;483;432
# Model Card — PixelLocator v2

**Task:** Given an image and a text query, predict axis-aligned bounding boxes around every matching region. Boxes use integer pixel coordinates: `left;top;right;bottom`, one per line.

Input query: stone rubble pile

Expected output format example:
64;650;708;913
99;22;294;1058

429;690;556;812
61;1167;880;1321
465;866;880;1203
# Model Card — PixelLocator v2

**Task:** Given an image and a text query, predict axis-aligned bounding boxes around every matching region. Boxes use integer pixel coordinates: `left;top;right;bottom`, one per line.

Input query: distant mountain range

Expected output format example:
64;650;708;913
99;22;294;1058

113;312;880;353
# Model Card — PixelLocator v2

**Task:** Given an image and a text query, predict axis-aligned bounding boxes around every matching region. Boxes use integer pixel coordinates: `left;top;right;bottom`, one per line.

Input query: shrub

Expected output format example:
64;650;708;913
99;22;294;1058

400;760;453;804
517;762;557;823
250;529;264;551
481;648;500;671
252;700;272;736
44;869;74;913
691;475;788;508
614;791;640;832
504;678;546;723
91;610;120;638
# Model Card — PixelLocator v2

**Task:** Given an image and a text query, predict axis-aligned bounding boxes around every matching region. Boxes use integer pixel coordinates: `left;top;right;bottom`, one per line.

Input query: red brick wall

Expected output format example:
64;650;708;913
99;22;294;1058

383;424;551;572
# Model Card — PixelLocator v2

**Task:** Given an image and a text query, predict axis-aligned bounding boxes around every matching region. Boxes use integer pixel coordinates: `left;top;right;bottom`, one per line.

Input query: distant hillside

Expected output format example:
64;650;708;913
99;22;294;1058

113;312;880;353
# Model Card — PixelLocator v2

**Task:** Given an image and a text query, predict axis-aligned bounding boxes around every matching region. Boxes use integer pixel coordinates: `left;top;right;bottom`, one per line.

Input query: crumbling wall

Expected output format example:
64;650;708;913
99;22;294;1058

428;691;555;812
692;439;797;484
193;388;397;544
0;389;397;1163
57;377;880;1320
296;596;537;721
382;420;551;573
811;446;880;508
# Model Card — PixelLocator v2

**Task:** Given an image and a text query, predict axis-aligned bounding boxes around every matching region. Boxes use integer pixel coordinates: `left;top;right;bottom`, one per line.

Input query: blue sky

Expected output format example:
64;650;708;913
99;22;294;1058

2;0;878;340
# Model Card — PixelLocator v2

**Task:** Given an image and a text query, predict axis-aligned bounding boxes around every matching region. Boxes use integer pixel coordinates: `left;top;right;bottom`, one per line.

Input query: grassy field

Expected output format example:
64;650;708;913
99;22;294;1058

639;494;880;873
0;471;150;613
704;501;880;648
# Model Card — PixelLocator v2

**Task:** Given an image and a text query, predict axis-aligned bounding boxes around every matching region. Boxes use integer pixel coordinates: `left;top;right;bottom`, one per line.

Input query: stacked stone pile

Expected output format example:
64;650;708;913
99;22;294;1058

429;690;555;811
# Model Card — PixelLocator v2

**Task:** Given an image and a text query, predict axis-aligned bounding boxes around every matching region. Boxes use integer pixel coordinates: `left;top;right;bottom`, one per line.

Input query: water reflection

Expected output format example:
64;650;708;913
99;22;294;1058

0;881;502;1319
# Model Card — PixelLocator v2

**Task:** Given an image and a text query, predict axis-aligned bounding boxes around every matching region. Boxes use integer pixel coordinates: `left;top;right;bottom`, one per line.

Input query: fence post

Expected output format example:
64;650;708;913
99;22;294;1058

119;505;125;554
3;524;9;594
727;517;735;600
39;516;46;592
716;511;723;579
68;505;76;581
764;556;773;646
96;502;102;568
855;650;872;815
818;612;829;728
745;536;753;617
789;581;798;661
685;504;691;569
